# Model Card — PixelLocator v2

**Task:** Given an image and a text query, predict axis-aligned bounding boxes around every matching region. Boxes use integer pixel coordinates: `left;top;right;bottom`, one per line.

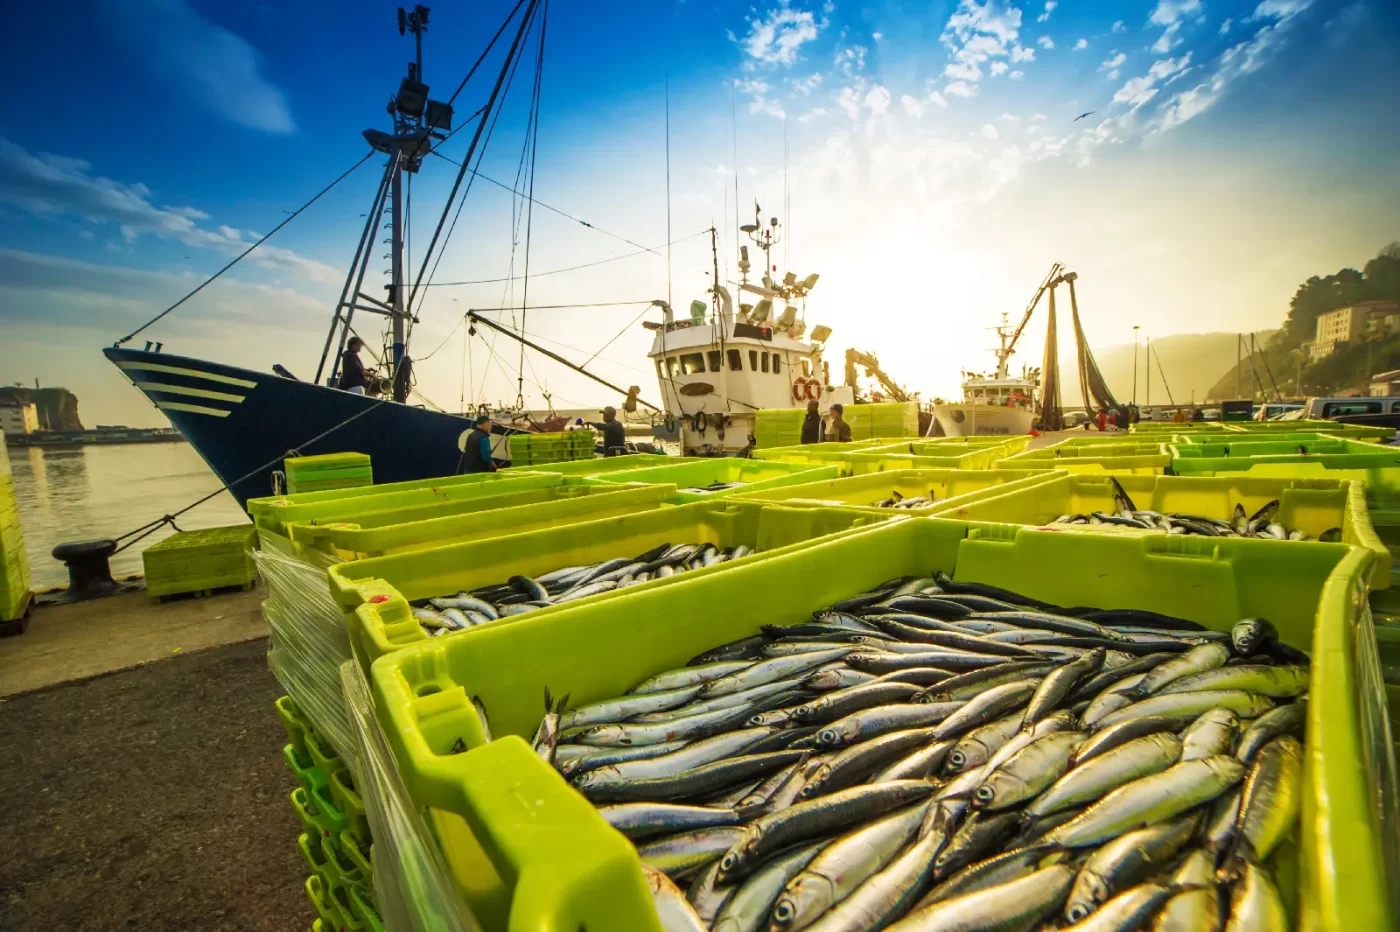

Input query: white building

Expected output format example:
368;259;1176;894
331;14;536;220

0;403;38;436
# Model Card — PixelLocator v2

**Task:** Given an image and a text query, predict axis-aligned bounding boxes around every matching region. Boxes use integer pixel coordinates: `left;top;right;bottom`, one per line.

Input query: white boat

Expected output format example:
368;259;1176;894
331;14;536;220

934;313;1040;437
646;210;853;455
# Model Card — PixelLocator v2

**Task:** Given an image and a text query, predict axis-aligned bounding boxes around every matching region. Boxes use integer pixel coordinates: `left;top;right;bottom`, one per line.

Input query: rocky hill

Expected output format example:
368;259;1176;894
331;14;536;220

0;386;84;431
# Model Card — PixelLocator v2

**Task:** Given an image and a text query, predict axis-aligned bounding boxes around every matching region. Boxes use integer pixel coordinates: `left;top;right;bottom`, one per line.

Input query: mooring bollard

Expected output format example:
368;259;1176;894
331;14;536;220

49;539;120;603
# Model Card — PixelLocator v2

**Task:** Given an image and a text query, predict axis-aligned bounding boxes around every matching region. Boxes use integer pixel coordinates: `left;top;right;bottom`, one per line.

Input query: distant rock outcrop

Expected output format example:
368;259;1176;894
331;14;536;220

0;387;84;431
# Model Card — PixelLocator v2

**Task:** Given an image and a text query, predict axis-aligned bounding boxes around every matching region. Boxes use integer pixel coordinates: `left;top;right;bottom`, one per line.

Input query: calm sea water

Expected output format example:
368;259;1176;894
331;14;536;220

6;442;248;589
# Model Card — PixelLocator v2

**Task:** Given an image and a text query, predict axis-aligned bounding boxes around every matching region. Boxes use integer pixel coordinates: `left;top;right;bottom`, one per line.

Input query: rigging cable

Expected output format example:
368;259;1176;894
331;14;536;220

664;65;673;314
423;227;710;286
517;0;550;409
113;152;373;346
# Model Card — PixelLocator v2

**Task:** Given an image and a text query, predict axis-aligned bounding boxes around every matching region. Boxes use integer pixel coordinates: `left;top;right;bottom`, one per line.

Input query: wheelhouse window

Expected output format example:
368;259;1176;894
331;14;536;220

749;350;759;370
771;354;783;376
680;353;705;375
760;352;770;373
727;349;742;371
666;357;680;378
707;351;722;372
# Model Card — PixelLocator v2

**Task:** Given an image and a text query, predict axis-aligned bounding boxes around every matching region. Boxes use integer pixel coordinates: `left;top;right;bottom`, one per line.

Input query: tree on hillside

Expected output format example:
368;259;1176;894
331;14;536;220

1363;245;1400;301
1283;269;1367;347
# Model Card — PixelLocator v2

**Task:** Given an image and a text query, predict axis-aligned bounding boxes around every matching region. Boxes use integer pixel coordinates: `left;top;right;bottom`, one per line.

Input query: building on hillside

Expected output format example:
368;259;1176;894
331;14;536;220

1370;370;1400;397
0;402;39;436
1311;300;1400;361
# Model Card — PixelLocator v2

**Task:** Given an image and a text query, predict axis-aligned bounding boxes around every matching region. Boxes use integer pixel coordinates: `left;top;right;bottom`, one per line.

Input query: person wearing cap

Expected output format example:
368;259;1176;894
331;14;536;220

827;403;852;443
800;397;825;444
462;414;497;473
591;405;627;456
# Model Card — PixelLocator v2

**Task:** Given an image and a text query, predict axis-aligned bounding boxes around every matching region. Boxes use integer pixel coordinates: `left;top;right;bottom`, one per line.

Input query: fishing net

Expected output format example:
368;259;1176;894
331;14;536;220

1039;285;1063;431
1068;280;1124;416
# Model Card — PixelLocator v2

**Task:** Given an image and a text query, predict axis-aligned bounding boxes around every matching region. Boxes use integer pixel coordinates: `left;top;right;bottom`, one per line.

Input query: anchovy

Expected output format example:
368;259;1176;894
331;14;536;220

598;802;740;840
1236;700;1306;764
700;648;853;697
974;731;1084;811
638;825;747;878
946;712;1025;774
872;737;956;782
1227;735;1303;871
1062;814;1199;923
933;810;1023;880
556;739;690;779
789;681;925;725
801;825;948;932
689;635;771;665
1063;882;1175;932
710;840;824;932
1026;732;1183;818
642;864;708;931
1044;755;1246;848
884;863;1076;932
1224;862;1288;932
1093;689;1275;731
1069;652;1178;702
799;728;941;799
633;660;756;695
816;702;963;749
632;676;811;724
967;611;1134;642
1022;649;1105;729
848;650;1008;673
559;683;704;729
1120;642;1232;699
575;750;806;803
917;661;1059;701
915;843;1068;909
1158;664;1308;698
1076;608;1206;631
1153;849;1221;932
771;802;930;930
933;679;1040;740
1180;708;1241;761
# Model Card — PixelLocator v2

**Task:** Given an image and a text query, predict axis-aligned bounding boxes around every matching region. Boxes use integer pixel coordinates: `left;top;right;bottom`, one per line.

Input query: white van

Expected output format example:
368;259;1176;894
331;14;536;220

1291;397;1400;419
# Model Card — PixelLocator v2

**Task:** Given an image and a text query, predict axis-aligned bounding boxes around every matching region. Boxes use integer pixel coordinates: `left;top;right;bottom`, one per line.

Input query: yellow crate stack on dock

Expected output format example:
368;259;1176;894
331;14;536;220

0;433;31;631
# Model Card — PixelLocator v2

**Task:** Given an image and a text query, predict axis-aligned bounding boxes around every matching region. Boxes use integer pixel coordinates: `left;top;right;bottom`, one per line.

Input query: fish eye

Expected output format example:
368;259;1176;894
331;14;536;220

773;902;795;922
949;751;967;766
1067;905;1090;923
974;784;995;802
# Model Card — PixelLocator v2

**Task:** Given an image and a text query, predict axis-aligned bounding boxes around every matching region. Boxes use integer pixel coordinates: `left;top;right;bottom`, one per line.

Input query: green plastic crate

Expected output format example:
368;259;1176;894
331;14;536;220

727;466;1059;515
1169;438;1400;486
1002;441;1172;475
505;453;673;477
369;518;1391;932
938;472;1391;588
299;832;332;889
276;695;311;755
349;883;385;932
340;828;374;886
840;401;920;439
247;473;564;537
331;766;369;840
1172;432;1336;446
306;876;338;928
324;831;366;890
329;882;368;932
284;743;328;794
582;457;838;502
286;484;679;562
286;452;373;494
753;442;1010;474
330;501;898;671
1224;421;1396;441
141;524;256;599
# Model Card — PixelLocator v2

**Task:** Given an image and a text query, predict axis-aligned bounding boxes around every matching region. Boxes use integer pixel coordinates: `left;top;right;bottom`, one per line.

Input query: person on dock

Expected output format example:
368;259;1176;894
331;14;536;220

827;403;853;443
1096;408;1108;432
337;337;370;394
463;414;497;473
801;398;825;444
592;406;627;456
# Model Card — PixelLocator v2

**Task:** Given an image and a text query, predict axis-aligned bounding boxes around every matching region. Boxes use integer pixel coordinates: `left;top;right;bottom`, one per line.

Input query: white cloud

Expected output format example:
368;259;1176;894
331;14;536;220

1100;50;1127;79
1038;36;1055;49
99;0;294;134
864;85;892;115
735;77;788;118
798;107;829;122
1036;1;1057;23
837;86;862;119
1152;22;1184;52
1031;113;1046;120
1149;0;1203;26
1112;20;1127;32
1073;38;1089;50
1113;54;1193;108
834;45;867;77
1219;17;1233;33
999;112;1020;121
1009;69;1025;79
0;137;339;284
790;73;823;95
980;123;1000;140
900;94;926;117
945;80;979;98
872;31;884;40
740;5;823;66
990;61;1010;75
1253;0;1313;17
940;0;1034;92
927;89;950;107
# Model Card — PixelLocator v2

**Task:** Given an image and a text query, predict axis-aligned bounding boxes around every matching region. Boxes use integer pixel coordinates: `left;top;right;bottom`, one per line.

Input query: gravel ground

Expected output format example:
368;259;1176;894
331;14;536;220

0;638;311;931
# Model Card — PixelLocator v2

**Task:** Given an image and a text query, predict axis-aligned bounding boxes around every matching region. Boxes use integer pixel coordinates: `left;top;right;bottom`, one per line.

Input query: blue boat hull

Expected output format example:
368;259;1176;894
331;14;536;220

104;348;477;508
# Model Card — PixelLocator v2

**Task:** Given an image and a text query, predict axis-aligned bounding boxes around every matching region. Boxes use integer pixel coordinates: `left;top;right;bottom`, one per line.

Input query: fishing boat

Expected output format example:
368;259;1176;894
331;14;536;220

934;313;1041;437
104;6;530;508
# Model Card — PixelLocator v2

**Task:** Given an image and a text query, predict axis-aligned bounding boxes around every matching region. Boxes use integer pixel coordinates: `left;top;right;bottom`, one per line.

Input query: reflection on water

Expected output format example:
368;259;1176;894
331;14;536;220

7;443;248;589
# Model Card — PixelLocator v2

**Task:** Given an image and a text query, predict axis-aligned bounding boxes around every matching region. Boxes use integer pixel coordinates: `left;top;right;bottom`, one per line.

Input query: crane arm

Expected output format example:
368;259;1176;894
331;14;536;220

1006;262;1064;358
844;348;910;403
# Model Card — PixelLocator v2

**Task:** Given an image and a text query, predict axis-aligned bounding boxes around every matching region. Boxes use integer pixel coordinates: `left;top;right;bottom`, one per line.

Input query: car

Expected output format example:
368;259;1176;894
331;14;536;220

1255;403;1303;421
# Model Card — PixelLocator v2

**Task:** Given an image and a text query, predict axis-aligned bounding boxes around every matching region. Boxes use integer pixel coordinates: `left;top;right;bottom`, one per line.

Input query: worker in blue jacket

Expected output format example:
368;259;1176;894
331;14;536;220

462;414;497;473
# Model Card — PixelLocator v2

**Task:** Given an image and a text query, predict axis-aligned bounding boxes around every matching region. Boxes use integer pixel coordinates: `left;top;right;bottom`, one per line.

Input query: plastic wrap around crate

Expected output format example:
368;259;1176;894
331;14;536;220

840;401;920;439
1169;438;1400;486
247;472;564;537
1001;441;1171;475
141;524;256;599
727;466;1059;515
938;472;1391;588
331;500;899;671
367;519;1392;931
286;483;679;562
581;457;838;503
753;407;804;449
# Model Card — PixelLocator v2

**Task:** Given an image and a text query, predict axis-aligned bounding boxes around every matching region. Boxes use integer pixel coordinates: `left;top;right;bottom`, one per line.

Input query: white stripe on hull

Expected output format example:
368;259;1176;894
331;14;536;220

135;381;246;404
116;360;257;388
155;400;233;418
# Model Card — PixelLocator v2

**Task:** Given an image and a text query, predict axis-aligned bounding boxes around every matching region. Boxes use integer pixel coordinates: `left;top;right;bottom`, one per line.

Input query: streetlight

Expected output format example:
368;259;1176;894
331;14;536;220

1132;325;1140;407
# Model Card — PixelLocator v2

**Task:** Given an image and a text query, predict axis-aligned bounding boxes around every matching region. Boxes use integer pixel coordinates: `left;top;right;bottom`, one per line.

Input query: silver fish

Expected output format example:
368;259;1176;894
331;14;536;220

1026;732;1183;818
1180;708;1240;762
882;863;1075;932
1223;862;1288;932
1063;814;1198;922
642;864;708;931
710;840;823;932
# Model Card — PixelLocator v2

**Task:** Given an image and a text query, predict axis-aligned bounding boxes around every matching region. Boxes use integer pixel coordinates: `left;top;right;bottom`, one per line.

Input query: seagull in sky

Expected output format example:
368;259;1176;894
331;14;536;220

1073;111;1096;122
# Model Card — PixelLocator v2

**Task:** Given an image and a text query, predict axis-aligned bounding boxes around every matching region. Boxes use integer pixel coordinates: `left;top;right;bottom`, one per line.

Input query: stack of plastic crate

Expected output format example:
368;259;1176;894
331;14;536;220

1366;486;1400;586
754;407;804;448
285;453;373;494
508;430;587;466
279;693;383;932
141;524;257;601
843;401;920;439
0;433;31;634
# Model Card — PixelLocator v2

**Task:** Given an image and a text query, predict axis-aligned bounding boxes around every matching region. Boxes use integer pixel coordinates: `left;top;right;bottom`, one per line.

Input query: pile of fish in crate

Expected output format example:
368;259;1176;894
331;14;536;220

538;573;1306;931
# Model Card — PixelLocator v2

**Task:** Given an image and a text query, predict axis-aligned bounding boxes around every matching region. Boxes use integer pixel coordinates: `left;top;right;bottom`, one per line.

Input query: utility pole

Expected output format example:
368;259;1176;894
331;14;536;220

1145;336;1151;408
1235;333;1241;399
1132;325;1140;406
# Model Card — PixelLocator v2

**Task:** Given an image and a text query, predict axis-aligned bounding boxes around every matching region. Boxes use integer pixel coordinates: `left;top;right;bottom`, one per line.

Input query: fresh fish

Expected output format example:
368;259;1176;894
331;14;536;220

1093;689;1275;731
799;728;941;799
932;679;1040;740
1026;732;1183;818
1069;653;1177;702
968;611;1133;643
689;635;770;666
1044;755;1245;848
1071;715;1182;767
872;737;955;782
771;802;929;931
806;668;879;690
816;703;963;749
638;825;746;878
1060;883;1174;932
1180;708;1241;761
700;649;854;697
574;693;793;747
508;574;549;602
559;683;704;729
917;661;1058;702
633;660;754;695
556;739;690;779
1062;815;1198;922
801;824;948;932
1152;849;1220;932
1227;735;1303;871
1081;673;1147;727
1120;642;1231;699
973;731;1084;811
1204;788;1244;863
736;756;809;813
915;843;1068;908
579;727;787;783
848;650;1009;673
1223;862;1288;932
716;780;937;883
632;677;811;724
1158;664;1308;699
598;802;740;840
1022;649;1105;729
575;750;807;803
710;840;823;932
642;864;708;931
932;811;1022;879
429;593;500;618
1230;618;1279;658
1235;699;1306;765
882;863;1075;932
789;682;925;725
687;859;734;925
866;618;1041;658
530;688;568;764
945;713;1024;774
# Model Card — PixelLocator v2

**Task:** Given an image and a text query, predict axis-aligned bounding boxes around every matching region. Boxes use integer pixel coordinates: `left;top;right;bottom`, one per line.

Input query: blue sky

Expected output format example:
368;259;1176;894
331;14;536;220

0;0;1396;425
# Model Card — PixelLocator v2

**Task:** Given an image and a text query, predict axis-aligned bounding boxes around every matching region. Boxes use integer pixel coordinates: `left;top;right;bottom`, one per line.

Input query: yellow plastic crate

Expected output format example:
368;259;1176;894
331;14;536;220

728;466;1059;516
1002;441;1171;475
